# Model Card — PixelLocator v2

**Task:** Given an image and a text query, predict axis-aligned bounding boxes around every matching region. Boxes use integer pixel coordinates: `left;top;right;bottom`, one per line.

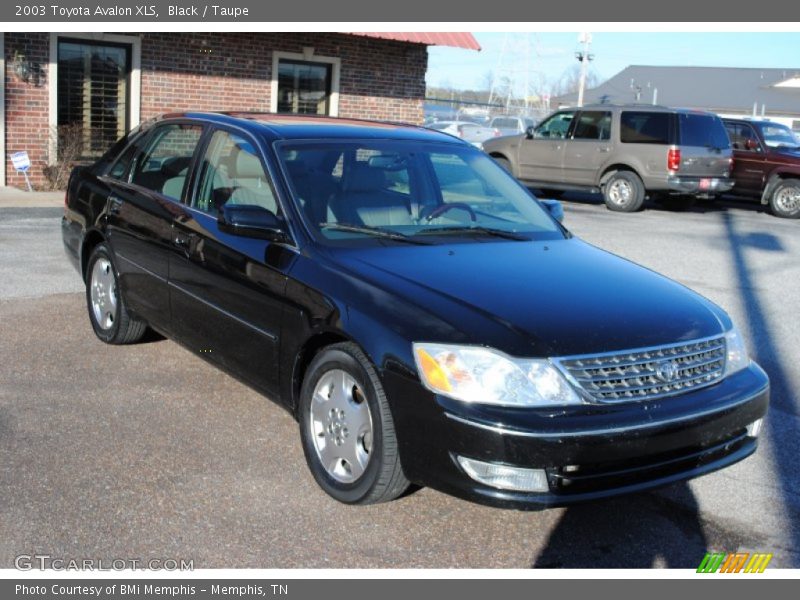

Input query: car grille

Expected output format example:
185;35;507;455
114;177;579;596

557;336;726;403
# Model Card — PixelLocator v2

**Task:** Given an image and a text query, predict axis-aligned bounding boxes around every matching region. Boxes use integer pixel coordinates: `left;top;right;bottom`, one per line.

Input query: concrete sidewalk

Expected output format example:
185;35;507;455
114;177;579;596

0;186;63;208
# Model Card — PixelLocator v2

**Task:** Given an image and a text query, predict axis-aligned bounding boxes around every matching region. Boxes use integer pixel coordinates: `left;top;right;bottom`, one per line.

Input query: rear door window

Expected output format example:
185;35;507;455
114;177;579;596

572;111;612;141
620;111;672;144
130;123;204;200
678;114;730;149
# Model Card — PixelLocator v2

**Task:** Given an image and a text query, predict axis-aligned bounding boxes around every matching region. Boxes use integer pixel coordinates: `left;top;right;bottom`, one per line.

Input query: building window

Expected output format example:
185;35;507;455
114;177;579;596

276;59;332;115
57;39;131;159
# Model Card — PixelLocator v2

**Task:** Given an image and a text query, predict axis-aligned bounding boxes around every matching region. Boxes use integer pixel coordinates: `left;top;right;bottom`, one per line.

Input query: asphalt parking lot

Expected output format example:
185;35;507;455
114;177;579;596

1;193;799;569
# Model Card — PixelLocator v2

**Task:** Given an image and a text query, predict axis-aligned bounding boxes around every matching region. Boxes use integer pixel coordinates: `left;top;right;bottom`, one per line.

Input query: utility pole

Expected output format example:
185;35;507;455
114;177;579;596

575;32;593;107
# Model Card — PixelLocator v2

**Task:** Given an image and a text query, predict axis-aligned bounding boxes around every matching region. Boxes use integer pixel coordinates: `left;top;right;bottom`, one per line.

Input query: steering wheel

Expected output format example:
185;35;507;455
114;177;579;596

424;202;476;222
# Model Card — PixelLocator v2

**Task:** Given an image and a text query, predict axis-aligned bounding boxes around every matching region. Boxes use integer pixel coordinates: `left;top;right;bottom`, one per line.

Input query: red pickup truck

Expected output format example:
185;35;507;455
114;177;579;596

723;118;800;218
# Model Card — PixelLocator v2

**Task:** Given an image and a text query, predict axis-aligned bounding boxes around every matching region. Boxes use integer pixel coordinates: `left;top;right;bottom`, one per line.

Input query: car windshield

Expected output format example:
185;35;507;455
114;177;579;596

277;140;565;245
758;123;800;148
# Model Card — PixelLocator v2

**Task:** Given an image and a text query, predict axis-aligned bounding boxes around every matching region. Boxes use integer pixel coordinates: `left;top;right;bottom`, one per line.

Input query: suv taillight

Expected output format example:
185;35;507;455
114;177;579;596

667;148;681;172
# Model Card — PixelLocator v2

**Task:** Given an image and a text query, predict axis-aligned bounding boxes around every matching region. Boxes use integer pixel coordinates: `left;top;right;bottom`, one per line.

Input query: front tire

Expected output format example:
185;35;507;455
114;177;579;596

85;243;147;344
299;342;409;504
603;171;645;212
492;156;513;175
769;178;800;218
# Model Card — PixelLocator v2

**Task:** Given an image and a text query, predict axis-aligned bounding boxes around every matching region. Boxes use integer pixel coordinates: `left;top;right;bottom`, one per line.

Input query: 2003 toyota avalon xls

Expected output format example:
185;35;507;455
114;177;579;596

62;113;769;508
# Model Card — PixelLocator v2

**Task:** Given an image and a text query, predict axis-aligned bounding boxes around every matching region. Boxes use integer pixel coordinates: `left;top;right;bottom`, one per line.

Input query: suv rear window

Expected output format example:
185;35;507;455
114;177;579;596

679;114;730;149
620;112;672;144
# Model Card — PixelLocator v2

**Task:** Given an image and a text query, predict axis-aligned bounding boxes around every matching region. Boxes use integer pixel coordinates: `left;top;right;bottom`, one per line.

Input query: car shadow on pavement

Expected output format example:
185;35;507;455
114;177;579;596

533;484;714;568
532;188;771;217
138;328;166;344
720;211;800;562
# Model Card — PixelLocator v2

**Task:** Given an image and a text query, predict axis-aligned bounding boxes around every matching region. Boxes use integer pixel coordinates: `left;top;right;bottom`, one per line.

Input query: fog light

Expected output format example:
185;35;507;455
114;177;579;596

456;456;549;492
747;418;763;438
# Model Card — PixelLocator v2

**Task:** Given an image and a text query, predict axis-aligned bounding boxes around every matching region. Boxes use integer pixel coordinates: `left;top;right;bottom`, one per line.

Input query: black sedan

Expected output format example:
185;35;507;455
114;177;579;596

62;112;769;508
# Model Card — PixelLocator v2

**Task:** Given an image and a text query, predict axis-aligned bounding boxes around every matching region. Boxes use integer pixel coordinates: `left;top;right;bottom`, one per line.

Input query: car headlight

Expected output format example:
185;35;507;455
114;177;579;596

724;326;750;376
412;343;582;407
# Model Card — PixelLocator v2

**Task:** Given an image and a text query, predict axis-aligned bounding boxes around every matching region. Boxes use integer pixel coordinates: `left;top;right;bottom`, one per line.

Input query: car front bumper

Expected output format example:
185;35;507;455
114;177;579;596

666;175;735;195
386;362;769;509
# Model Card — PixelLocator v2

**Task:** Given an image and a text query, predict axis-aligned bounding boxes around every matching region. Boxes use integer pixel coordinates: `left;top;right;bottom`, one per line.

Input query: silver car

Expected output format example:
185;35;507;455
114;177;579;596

427;120;499;147
489;115;536;137
482;104;735;212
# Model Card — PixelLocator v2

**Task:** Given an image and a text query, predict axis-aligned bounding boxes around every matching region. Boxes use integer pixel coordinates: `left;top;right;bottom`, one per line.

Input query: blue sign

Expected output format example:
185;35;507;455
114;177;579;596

11;151;31;172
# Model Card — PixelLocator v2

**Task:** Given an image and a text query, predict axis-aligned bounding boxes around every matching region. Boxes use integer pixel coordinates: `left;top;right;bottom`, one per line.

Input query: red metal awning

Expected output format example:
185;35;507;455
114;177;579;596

346;32;480;51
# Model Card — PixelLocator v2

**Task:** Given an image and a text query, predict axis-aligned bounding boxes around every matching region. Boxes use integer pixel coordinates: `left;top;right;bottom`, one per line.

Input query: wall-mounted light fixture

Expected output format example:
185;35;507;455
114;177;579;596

13;50;42;85
13;51;32;81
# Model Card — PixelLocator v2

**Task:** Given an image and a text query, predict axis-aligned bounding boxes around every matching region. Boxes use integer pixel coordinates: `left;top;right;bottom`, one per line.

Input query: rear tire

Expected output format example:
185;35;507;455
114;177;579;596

769;178;800;218
603;171;645;212
299;342;410;505
85;244;147;345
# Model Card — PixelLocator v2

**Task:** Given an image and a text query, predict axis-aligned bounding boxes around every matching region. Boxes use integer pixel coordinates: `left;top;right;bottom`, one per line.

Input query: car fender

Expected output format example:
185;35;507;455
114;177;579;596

598;161;646;188
761;168;800;204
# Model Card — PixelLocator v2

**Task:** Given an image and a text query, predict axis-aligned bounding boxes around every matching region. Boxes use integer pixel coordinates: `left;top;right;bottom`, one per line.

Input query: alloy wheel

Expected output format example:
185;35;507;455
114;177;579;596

309;369;373;483
90;257;117;330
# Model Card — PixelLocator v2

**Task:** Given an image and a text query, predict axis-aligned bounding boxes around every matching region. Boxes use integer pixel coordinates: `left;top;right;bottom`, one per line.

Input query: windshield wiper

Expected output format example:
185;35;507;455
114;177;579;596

319;222;430;245
418;226;529;241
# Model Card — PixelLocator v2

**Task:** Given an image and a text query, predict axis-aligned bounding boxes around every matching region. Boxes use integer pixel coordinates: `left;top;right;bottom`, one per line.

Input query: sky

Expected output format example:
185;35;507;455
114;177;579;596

426;32;800;95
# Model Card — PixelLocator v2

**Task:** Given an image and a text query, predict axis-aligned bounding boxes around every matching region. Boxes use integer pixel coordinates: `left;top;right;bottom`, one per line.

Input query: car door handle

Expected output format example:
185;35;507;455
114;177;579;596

597;147;611;152
108;196;123;215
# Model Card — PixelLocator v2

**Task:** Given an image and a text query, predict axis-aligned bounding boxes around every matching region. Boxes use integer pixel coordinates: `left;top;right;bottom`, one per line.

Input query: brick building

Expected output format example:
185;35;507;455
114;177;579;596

1;32;479;188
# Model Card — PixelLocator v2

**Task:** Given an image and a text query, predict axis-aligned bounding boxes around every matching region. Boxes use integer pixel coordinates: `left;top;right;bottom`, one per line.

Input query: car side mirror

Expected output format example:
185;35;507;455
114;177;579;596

744;138;759;151
540;199;564;223
218;204;289;242
525;125;536;139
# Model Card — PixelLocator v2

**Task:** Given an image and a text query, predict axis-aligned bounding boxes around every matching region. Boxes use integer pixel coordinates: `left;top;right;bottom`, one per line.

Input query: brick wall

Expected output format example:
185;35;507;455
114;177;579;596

140;32;427;123
4;32;428;189
4;32;50;189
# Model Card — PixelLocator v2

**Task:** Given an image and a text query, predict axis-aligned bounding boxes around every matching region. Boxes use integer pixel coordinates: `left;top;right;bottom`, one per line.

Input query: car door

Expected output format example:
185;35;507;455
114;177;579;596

729;122;768;194
517;110;575;183
562;110;613;185
168;127;292;396
103;122;204;333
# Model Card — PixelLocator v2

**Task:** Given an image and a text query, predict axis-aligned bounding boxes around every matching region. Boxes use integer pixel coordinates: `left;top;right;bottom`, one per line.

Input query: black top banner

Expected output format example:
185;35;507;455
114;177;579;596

2;0;800;22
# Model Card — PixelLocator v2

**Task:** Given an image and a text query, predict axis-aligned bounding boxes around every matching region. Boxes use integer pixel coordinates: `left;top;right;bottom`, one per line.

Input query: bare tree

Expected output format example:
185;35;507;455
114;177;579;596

43;123;84;191
551;65;601;98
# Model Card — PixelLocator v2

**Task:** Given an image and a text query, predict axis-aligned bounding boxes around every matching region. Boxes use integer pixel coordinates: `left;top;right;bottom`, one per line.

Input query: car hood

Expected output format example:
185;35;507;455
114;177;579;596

772;147;800;161
331;238;726;357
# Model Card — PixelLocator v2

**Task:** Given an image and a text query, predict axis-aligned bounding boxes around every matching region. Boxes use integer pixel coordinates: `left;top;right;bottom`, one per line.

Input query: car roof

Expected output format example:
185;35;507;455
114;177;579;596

568;104;719;116
722;117;784;127
146;111;466;144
